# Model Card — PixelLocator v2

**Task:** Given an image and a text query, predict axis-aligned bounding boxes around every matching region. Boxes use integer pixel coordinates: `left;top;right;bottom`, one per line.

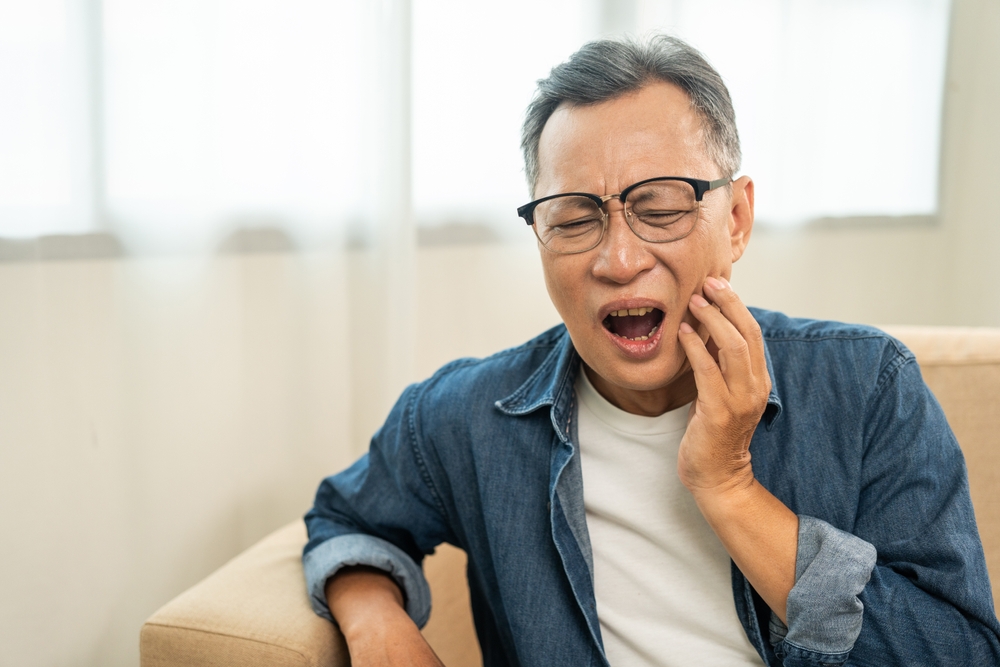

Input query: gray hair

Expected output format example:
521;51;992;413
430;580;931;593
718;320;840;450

520;34;741;194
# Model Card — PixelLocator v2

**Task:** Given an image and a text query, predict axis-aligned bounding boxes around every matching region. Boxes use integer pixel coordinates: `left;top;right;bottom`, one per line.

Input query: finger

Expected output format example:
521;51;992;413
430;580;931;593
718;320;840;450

703;277;767;378
688;315;717;364
678;320;728;401
687;292;753;385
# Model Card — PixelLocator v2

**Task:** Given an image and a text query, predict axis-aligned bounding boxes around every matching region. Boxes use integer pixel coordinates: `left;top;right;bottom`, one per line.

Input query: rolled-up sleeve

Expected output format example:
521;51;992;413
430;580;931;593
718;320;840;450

302;382;452;629
303;533;432;627
768;516;877;661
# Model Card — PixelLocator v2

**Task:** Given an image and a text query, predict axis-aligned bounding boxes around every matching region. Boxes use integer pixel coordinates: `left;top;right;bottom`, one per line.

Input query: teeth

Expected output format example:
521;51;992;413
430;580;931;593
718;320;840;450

609;307;656;317
611;333;654;341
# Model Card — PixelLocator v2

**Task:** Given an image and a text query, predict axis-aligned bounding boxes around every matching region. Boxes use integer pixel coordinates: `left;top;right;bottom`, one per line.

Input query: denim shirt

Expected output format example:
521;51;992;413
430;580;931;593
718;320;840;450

303;309;1000;666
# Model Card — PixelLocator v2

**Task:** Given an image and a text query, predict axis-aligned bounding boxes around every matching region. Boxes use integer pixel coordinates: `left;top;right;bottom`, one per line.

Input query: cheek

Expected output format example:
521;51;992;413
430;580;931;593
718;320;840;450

541;256;589;324
682;216;732;278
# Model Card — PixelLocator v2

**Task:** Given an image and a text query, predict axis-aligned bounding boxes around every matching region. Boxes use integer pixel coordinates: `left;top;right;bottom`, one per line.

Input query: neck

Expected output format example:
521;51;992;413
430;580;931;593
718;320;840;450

583;363;698;417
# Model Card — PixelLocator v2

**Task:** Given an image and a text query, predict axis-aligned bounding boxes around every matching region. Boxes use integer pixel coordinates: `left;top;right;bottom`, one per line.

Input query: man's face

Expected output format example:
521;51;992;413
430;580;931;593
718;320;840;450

534;81;753;411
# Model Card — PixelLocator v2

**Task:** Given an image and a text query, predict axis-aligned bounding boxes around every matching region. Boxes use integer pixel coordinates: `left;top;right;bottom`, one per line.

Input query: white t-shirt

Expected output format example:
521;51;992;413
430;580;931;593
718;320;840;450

575;368;765;667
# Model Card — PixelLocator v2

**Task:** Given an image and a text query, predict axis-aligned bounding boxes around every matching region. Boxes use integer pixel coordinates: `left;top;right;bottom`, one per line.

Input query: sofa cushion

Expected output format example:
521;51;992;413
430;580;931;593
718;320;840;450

140;521;346;667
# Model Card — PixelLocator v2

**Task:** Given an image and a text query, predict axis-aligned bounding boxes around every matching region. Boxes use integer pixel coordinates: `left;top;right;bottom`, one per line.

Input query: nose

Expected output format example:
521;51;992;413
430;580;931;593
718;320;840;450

591;200;656;284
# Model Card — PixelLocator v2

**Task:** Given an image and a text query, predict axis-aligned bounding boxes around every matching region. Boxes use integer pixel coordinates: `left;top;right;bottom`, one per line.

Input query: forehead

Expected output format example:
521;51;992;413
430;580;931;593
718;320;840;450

534;81;713;197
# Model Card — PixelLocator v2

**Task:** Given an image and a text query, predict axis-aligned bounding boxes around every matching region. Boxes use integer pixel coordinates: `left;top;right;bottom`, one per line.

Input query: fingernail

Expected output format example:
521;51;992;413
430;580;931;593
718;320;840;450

680;322;695;333
690;293;709;307
705;277;727;291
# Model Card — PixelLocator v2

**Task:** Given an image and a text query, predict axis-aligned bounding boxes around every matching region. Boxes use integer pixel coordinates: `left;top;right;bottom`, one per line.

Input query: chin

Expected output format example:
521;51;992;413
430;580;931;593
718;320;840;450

587;346;688;392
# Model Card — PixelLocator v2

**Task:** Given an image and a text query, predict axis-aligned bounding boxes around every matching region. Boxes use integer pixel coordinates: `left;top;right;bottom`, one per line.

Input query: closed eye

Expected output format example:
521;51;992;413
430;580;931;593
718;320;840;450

633;210;687;225
550;216;602;231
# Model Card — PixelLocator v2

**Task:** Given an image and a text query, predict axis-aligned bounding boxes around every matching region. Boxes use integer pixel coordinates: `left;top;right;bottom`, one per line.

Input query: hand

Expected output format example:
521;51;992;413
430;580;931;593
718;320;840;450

327;567;445;667
675;277;796;624
675;276;771;495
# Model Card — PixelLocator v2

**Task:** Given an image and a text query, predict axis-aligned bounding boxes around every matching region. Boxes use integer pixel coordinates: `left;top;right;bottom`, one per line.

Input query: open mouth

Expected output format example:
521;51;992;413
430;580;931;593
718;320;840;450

602;307;665;342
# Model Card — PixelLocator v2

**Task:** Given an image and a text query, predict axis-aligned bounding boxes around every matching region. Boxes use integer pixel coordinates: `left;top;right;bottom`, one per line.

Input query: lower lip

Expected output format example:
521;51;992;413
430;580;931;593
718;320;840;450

602;316;666;361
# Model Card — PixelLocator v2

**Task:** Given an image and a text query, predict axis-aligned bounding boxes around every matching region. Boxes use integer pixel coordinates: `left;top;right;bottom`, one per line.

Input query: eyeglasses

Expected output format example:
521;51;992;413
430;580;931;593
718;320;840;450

516;176;730;254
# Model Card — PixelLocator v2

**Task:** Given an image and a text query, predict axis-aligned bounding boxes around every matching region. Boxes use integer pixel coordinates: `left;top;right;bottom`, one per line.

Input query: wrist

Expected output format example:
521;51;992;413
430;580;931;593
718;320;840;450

339;596;413;645
688;466;758;515
681;451;755;496
326;566;410;641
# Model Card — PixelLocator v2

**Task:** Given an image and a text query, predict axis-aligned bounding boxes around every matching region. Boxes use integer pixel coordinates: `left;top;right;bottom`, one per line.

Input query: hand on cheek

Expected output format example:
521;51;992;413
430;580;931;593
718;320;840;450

676;277;771;494
675;278;798;626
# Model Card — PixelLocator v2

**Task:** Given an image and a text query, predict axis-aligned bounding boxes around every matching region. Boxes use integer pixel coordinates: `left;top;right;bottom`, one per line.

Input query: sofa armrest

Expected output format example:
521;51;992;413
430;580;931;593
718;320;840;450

140;521;347;667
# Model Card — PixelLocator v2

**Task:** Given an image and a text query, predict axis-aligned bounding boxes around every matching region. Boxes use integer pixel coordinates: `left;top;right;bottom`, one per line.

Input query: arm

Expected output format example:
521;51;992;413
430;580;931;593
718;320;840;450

688;471;798;623
839;354;1000;665
303;383;454;664
679;277;1000;665
326;567;444;666
677;276;797;623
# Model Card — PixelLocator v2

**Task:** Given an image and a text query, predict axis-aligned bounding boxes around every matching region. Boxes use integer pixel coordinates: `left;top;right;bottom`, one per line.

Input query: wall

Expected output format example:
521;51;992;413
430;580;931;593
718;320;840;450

0;255;356;665
0;0;998;664
939;0;1000;326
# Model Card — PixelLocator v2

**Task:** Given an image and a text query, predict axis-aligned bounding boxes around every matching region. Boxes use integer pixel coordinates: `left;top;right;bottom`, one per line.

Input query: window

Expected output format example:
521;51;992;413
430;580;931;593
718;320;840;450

412;0;599;238
0;0;952;246
637;0;951;226
0;0;96;237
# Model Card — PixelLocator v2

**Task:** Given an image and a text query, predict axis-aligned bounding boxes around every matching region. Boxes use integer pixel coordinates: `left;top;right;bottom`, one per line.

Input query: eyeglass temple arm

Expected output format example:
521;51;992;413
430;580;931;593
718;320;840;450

696;177;731;200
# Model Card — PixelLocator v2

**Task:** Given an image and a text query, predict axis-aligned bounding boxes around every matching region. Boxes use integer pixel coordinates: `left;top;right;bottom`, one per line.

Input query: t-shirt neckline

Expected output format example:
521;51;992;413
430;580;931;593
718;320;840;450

575;364;692;436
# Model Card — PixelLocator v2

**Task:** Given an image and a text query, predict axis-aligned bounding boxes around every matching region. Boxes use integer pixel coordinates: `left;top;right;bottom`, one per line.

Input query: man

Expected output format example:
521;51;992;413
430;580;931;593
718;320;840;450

303;36;1000;666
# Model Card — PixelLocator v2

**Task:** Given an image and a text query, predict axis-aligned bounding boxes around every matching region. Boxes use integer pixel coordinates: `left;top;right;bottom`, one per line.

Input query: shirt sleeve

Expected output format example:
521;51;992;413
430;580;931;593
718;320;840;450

768;352;1000;666
303;533;432;626
766;516;877;660
301;382;452;629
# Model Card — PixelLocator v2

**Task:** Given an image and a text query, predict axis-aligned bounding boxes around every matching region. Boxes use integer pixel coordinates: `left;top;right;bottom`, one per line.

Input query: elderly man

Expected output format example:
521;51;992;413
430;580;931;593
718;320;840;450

303;36;1000;666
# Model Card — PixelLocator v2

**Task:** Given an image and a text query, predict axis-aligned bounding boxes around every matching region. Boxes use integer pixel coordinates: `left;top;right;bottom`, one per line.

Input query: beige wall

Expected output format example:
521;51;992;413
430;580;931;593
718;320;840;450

1;0;998;664
0;256;356;665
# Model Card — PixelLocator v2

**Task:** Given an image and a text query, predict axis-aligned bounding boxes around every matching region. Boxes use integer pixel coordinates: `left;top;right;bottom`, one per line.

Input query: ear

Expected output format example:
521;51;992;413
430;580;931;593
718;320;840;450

728;175;754;263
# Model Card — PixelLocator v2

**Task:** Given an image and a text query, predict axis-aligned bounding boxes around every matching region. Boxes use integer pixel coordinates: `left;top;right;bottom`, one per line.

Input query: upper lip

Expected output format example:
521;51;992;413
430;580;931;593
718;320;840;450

598;299;667;321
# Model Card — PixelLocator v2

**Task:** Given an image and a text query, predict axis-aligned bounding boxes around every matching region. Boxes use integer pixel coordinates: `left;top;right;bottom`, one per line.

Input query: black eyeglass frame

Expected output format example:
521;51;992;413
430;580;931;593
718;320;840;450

516;175;731;253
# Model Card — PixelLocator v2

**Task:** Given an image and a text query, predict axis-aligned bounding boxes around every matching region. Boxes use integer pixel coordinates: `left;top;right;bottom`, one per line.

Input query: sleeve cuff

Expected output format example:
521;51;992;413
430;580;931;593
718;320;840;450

769;515;877;659
302;533;432;628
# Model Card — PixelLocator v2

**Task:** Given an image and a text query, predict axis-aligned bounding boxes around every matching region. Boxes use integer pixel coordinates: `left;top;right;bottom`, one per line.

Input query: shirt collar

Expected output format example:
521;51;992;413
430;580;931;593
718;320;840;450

494;326;580;442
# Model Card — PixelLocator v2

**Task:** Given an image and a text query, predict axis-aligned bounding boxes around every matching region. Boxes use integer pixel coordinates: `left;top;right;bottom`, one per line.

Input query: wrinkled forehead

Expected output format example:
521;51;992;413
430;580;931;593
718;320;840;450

534;82;714;199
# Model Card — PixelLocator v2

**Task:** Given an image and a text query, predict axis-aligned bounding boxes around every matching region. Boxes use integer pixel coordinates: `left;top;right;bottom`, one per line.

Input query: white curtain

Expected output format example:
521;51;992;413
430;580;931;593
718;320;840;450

0;0;951;243
640;0;952;226
0;0;97;237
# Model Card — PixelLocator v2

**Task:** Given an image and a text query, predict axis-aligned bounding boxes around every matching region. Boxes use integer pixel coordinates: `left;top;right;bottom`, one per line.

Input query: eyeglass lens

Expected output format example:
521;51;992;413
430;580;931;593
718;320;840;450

533;180;700;253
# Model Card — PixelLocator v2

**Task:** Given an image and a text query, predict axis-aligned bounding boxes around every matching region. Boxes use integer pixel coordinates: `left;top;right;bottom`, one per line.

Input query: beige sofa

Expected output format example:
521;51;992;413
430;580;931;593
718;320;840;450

140;327;1000;667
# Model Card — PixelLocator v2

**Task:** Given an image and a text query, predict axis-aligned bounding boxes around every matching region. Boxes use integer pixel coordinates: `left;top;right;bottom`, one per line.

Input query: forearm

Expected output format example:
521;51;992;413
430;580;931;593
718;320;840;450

678;280;798;620
691;473;798;624
326;566;408;637
326;567;445;666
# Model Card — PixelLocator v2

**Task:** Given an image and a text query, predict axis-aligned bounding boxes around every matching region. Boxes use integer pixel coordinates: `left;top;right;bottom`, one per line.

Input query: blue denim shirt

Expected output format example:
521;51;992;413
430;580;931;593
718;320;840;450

304;309;1000;666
